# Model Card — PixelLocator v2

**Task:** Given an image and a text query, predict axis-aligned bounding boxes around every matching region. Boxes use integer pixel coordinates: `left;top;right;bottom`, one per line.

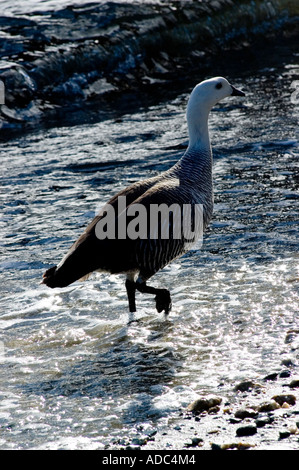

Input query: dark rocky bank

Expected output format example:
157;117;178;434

0;0;298;135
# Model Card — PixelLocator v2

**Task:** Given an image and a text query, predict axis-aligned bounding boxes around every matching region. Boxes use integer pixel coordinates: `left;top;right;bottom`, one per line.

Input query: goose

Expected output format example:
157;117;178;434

42;77;245;315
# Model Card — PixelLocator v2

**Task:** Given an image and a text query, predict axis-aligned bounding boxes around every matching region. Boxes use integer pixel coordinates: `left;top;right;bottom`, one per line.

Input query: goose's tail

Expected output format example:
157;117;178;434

41;220;135;289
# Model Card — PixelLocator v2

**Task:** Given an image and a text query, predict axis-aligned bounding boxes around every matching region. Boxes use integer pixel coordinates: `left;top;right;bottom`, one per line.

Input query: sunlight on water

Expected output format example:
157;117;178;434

1;53;298;448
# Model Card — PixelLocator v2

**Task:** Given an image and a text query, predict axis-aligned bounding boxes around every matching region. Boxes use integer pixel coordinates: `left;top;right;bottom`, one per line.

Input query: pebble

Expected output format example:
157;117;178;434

288;424;299;434
187;396;222;414
279;370;291;378
131;437;148;446
255;415;273;428
281;358;295;367
272;394;296;406
211;442;255;450
289;379;299;388
185;437;203;447
211;443;222;450
256;400;280;412
235;408;258;420
236;424;257;437
229;417;241;424
278;431;291;440
145;429;157;439
285;329;299;343
234;380;260;392
263;372;278;382
126;444;141;450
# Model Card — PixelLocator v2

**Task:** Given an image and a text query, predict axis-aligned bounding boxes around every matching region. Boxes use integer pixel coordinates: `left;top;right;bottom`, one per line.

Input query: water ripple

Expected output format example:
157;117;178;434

0;50;298;449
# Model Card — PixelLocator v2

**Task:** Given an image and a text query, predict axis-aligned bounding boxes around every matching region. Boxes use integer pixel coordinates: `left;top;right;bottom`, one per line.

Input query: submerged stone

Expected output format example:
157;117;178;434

234;380;260;392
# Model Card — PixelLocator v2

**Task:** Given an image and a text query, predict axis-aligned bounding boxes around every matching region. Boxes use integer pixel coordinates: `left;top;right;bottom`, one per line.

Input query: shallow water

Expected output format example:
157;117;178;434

0;49;299;448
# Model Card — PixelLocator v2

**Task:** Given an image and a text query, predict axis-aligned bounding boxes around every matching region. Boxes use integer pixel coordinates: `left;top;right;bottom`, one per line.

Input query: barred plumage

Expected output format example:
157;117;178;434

42;77;245;315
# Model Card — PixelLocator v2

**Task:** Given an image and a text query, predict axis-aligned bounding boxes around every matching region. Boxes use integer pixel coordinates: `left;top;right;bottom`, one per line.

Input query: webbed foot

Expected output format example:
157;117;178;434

155;289;172;315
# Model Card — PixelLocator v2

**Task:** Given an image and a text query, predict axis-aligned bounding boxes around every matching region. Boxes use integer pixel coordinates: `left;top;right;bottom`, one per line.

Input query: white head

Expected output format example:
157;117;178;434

186;77;245;149
187;76;245;112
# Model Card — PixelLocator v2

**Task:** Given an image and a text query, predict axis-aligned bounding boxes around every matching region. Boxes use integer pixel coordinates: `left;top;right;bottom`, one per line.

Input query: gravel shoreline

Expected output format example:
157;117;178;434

108;354;299;450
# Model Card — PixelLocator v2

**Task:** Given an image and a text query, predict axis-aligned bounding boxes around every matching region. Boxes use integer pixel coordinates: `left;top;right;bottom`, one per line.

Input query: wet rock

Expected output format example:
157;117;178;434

131;437;148;446
281;358;295;367
145;429;157;440
236;424;257;437
211;443;222;450
279;370;291;378
278;430;291;440
229;417;242;424
256;401;280;412
234;380;260;392
1;0;299;133
208;406;221;414
285;329;299;343
212;442;255;450
187;396;222;414
288;423;299;435
0;65;37;107
185;437;203;448
255;415;273;428
289;379;299;388
125;444;141;450
235;408;258;420
272;394;296;407
263;372;278;382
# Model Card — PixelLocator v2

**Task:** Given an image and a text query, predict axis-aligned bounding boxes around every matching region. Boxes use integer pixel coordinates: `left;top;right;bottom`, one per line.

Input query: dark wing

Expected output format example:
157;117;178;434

42;174;161;287
126;177;192;281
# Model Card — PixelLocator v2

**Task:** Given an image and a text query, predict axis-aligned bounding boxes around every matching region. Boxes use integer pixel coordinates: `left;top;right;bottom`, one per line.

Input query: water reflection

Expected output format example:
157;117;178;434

25;325;179;399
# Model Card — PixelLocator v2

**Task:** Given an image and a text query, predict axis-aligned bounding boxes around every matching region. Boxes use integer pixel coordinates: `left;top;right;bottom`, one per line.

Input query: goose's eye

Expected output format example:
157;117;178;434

216;83;222;89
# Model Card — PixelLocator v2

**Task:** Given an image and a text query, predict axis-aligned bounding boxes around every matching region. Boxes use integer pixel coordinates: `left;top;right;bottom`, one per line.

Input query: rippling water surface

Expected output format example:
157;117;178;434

0;51;298;448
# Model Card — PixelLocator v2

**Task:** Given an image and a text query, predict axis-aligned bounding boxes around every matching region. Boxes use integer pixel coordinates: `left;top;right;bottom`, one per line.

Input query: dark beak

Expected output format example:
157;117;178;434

231;85;245;97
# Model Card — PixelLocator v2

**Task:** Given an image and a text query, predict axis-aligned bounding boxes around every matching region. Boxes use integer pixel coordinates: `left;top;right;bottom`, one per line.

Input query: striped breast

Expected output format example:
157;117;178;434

131;147;213;280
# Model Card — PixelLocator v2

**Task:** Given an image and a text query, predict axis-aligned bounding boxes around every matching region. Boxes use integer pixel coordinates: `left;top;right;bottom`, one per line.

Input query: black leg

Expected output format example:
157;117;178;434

125;279;136;313
135;281;172;315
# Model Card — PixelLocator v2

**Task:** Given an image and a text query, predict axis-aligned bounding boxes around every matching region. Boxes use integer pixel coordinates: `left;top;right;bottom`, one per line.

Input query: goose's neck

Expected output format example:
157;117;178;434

187;108;211;152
